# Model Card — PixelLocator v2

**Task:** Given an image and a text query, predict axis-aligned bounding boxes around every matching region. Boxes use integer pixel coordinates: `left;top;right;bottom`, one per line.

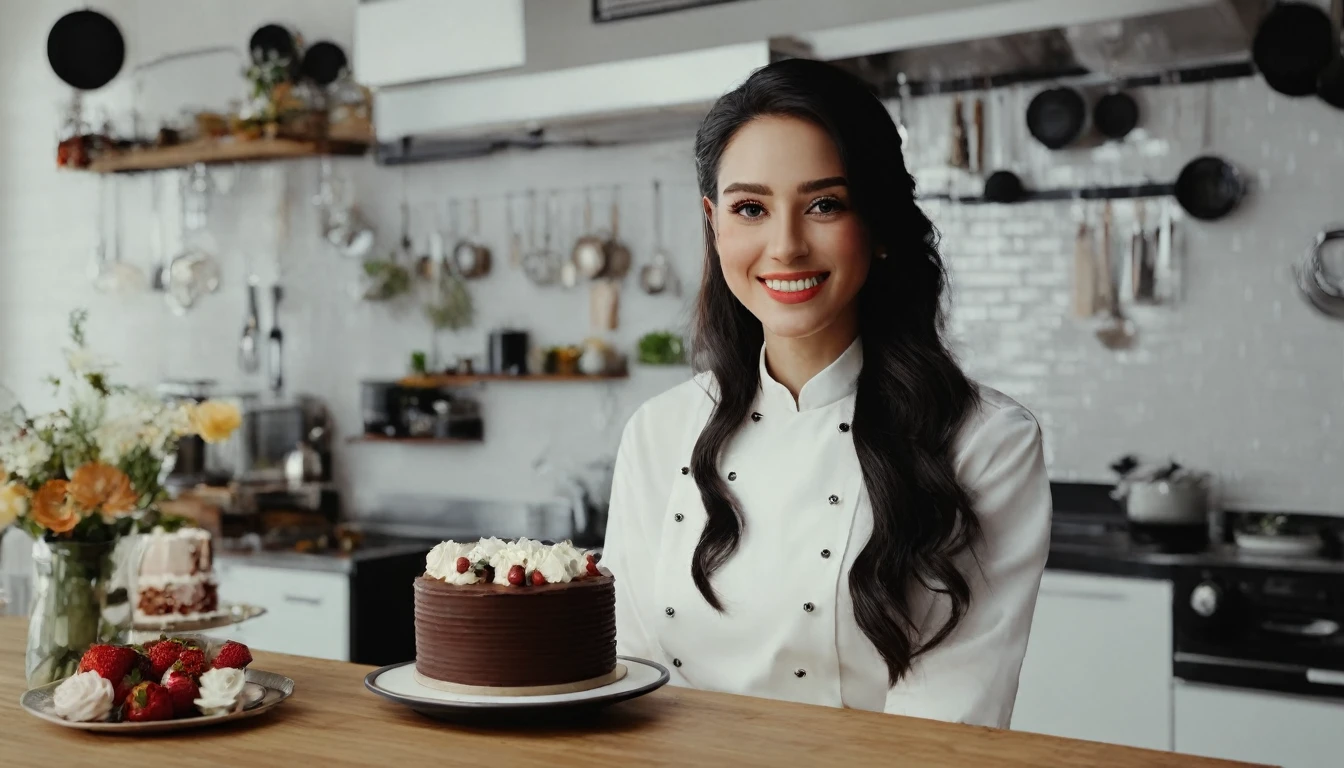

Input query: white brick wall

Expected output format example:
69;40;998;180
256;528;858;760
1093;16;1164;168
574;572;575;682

2;2;1342;516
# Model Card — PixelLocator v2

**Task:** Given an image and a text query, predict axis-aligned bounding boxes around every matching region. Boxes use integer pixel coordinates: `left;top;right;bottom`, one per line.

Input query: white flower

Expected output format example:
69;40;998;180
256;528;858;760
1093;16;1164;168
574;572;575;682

32;412;70;434
64;348;110;376
52;671;116;722
0;432;52;480
424;541;481;585
194;667;247;716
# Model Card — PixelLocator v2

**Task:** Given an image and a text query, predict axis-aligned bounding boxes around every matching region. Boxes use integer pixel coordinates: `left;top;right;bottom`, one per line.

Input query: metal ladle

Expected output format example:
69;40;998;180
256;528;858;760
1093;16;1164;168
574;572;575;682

640;180;674;295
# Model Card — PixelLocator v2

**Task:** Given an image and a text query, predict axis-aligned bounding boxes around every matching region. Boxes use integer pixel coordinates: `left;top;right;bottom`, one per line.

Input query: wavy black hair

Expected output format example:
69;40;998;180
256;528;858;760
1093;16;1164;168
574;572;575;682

689;58;983;684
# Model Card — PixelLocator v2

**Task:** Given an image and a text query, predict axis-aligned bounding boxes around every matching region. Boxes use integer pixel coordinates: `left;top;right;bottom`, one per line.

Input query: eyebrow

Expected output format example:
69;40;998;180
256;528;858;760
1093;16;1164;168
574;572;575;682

722;176;848;196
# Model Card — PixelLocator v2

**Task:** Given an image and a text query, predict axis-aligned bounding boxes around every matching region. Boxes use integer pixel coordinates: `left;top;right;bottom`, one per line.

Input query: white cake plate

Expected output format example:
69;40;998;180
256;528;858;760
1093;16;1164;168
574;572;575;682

364;656;669;719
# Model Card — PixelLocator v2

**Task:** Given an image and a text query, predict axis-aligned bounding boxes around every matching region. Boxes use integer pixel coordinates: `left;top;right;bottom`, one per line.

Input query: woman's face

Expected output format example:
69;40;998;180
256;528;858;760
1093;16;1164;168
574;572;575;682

705;115;871;342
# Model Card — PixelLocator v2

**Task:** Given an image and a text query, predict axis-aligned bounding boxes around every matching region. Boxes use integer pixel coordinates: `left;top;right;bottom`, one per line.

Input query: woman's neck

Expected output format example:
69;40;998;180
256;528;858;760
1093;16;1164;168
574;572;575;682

762;314;859;402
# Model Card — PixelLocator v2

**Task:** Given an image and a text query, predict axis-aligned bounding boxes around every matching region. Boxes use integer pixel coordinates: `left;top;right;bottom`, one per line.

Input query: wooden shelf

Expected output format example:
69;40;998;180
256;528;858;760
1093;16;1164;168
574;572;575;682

397;372;628;388
346;435;482;445
80;137;370;174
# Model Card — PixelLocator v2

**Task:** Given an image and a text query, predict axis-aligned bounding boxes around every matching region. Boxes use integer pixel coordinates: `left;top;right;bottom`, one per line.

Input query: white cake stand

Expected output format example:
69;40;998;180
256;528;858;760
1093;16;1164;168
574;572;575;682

123;603;267;644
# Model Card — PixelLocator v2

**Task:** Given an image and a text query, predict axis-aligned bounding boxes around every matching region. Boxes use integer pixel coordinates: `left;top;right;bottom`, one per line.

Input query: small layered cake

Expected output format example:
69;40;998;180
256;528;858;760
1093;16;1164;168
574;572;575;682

413;537;617;693
134;526;219;621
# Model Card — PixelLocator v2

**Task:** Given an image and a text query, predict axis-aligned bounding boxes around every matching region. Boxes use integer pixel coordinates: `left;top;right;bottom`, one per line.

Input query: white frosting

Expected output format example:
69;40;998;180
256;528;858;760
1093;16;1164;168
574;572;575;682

424;541;481;585
534;548;579;584
194;667;247;717
52;671;116;722
135;572;216;589
138;526;212;580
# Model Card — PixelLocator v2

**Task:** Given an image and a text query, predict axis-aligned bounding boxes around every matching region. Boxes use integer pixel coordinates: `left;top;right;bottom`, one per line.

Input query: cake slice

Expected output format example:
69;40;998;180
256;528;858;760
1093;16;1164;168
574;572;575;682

134;526;219;622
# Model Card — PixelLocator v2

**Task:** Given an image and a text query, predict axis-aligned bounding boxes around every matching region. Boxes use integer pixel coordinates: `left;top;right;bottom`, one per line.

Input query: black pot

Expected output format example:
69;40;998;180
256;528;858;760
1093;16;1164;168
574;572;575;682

1026;87;1086;150
1253;2;1335;97
983;171;1026;204
1175;156;1246;222
1094;91;1140;140
47;10;125;91
301;41;348;86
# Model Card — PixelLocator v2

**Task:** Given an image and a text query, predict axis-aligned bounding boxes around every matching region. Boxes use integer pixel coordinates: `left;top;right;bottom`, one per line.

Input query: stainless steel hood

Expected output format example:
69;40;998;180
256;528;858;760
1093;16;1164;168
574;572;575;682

367;0;1270;164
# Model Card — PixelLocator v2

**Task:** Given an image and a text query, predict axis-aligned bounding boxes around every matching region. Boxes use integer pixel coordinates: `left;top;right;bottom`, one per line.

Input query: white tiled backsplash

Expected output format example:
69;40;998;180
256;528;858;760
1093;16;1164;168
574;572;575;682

2;2;1341;516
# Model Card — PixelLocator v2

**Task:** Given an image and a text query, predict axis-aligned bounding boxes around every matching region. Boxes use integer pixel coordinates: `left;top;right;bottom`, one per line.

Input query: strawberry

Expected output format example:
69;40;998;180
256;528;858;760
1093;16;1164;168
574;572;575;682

455;556;470;574
172;648;207;678
210;640;253;670
585;554;600;577
123;682;175;722
161;670;200;716
530;570;546;586
146;638;187;679
78;644;139;685
507;564;525;585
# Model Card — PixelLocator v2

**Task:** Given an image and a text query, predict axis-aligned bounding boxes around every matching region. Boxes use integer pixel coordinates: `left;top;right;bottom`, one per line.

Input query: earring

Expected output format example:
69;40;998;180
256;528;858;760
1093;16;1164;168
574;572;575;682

876;251;888;260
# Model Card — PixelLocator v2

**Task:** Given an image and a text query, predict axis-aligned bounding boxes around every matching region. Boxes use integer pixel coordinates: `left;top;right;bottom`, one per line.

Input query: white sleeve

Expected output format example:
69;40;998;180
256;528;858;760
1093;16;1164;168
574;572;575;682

883;405;1052;728
601;407;671;662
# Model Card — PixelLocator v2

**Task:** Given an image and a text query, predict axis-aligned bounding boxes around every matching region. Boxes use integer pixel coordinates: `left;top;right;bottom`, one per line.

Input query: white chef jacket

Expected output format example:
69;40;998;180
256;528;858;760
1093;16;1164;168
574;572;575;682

601;338;1051;728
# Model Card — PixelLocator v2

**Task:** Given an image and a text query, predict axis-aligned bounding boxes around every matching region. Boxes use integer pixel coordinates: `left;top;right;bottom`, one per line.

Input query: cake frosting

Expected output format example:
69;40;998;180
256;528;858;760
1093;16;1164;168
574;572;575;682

134;526;219;621
414;537;616;689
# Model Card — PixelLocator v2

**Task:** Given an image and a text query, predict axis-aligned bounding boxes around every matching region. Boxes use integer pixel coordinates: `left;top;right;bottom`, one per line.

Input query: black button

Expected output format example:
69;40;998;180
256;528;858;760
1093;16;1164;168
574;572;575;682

794;669;807;678
665;607;675;617
728;472;737;481
680;466;689;475
828;494;839;505
673;658;682;668
803;602;815;613
821;549;831;558
751;412;762;422
674;513;684;522
839;423;850;433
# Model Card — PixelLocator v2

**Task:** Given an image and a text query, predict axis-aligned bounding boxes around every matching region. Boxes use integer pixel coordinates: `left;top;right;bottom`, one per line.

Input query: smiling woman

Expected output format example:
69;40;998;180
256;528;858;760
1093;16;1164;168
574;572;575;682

601;58;1052;728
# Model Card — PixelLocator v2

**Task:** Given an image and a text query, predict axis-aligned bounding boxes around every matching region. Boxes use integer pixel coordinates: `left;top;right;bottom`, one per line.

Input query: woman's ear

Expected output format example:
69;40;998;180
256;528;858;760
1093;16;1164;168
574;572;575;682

702;196;716;239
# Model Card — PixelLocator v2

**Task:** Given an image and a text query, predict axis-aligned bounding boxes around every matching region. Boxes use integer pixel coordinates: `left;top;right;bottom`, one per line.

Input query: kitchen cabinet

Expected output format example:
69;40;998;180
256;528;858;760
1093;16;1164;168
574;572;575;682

214;561;350;662
1175;681;1344;768
1011;570;1173;750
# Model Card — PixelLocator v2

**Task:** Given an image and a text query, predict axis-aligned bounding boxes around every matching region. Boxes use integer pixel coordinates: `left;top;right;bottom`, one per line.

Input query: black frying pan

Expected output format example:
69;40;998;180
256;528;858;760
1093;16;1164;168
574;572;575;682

1253;2;1334;97
1094;91;1140;140
249;23;300;78
983;171;1026;204
301;41;348;86
1026;87;1086;150
1175;156;1246;221
47;9;125;90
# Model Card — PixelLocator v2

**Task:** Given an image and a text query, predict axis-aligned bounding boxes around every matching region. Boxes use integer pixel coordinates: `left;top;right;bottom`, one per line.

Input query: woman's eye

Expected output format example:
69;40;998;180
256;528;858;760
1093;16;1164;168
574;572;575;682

810;197;845;215
733;203;765;219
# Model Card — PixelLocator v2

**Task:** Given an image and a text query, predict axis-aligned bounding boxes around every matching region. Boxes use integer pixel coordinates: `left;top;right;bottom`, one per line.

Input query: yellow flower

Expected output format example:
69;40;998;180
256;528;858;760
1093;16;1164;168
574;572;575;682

190;400;242;444
68;462;138;518
0;482;30;528
31;480;80;534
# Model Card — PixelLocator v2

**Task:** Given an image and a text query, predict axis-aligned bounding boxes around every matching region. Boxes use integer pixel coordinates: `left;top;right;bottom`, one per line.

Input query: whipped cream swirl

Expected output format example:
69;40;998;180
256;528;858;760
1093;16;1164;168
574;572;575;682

194;667;247;717
52;671;116;722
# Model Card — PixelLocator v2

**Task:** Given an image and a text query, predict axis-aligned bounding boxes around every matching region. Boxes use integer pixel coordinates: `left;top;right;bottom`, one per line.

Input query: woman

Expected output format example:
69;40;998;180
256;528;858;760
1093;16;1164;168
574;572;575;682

601;58;1051;729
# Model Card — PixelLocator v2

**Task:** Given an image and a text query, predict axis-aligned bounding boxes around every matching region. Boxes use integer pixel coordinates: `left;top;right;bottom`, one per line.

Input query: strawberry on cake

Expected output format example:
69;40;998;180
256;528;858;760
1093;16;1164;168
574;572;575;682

134;526;219;623
413;537;617;693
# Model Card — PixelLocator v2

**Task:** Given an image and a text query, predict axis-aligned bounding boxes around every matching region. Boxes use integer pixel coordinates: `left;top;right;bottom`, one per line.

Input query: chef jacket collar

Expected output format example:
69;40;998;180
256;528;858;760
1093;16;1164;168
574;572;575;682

758;336;863;413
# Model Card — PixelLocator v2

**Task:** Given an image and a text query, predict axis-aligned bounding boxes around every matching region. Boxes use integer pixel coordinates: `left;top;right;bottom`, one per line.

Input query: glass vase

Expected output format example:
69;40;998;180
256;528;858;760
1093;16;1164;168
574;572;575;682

24;538;126;688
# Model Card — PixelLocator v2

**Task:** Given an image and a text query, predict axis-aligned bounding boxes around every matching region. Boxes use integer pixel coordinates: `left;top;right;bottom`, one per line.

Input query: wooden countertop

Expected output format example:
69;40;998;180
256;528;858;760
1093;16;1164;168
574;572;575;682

0;617;1259;767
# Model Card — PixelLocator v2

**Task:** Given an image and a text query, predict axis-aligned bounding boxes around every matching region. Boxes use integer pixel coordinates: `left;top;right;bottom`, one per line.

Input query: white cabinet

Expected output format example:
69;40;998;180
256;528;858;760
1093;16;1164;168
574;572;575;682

214;562;350;662
1011;570;1173;750
1175;681;1344;768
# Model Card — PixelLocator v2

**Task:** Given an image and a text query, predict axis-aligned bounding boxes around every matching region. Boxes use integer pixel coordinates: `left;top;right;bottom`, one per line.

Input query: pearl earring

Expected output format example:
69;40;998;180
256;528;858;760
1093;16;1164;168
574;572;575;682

876;251;888;260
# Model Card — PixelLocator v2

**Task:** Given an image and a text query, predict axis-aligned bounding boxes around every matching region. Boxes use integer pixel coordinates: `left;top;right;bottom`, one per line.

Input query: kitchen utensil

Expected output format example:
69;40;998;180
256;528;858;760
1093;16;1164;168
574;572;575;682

948;97;970;169
1317;0;1344;108
249;23;299;76
589;280;620;331
1253;1;1334;97
1110;455;1212;551
268;285;284;394
893;72;910;145
573;189;607;279
1094;202;1137;349
983;89;1026;203
453;198;492;278
1175;156;1245;221
1155;200;1179;304
972;96;985;174
284;439;323;490
318;161;376;259
604;189;633;279
488;329;530;375
983;171;1026;204
1233;530;1324;556
1026;87;1086;150
1129;202;1157;303
1094;90;1140;140
1071;219;1098;318
361;192;414;301
149;174;168;292
301;41;348;86
424;224;475;331
559;197;580;289
239;278;261;373
1293;229;1344;318
640;180;673;295
47;9;124;90
523;191;561;286
505;192;523;267
163;173;223;314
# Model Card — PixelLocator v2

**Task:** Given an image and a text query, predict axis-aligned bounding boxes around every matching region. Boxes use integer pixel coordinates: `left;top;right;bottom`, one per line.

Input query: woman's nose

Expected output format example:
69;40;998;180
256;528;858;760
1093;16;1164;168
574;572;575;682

764;210;809;264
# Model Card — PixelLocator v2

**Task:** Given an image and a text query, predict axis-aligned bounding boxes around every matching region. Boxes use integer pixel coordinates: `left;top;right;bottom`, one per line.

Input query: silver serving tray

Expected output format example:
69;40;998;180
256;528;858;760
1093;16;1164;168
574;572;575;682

131;603;267;633
21;668;293;734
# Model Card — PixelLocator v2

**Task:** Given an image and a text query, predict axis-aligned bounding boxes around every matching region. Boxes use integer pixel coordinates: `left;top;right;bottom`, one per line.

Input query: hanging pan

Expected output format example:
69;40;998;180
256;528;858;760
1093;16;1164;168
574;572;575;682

47;9;125;90
1026;87;1086;150
1253;1;1334;97
1317;0;1344;109
301;41;348;86
1174;156;1246;222
1093;91;1140;140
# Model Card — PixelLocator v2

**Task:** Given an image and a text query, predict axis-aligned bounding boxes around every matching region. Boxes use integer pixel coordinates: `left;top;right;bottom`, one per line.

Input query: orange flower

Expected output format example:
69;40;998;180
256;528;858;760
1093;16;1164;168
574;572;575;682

69;462;138;517
31;480;79;534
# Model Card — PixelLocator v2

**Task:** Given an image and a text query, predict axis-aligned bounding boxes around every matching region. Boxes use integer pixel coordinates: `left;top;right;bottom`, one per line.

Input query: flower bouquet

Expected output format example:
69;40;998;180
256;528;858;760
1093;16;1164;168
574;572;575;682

0;311;241;686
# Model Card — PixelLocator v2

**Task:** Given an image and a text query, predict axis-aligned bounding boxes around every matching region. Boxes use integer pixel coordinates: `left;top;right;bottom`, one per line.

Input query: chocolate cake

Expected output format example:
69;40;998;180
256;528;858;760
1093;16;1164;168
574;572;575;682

413;538;617;690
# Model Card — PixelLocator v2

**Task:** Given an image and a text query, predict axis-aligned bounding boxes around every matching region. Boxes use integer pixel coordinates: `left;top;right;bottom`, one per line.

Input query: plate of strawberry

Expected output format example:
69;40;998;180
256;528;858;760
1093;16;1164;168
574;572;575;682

20;637;295;733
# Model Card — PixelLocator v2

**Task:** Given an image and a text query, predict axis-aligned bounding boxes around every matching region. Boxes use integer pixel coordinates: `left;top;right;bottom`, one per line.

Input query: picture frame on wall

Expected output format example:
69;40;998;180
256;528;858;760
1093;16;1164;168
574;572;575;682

592;0;748;23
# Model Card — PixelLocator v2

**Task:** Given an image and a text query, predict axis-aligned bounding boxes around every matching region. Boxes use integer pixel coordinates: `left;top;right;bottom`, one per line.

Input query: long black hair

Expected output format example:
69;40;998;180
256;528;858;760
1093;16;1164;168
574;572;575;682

690;58;983;684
